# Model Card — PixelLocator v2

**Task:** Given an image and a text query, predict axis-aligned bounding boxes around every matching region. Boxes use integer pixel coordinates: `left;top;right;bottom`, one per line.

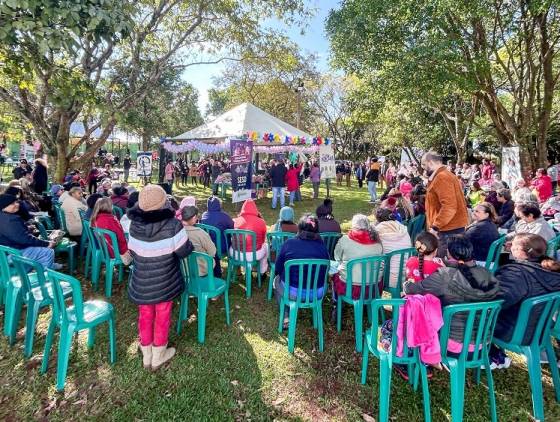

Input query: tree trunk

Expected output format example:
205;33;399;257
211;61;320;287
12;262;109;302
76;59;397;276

53;114;72;182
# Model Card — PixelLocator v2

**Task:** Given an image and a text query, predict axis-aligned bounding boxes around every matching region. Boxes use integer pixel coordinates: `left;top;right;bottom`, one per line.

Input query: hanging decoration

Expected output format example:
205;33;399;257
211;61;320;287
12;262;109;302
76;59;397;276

161;139;230;154
246;131;332;146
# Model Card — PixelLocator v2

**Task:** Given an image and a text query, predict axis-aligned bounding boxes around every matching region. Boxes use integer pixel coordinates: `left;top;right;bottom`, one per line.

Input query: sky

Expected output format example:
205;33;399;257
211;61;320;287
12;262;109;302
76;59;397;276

182;0;340;114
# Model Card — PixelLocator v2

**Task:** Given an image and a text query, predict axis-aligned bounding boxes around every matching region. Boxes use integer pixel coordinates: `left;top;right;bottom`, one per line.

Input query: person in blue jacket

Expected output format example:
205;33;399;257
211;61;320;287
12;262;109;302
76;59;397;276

200;196;234;277
0;193;58;269
273;213;330;328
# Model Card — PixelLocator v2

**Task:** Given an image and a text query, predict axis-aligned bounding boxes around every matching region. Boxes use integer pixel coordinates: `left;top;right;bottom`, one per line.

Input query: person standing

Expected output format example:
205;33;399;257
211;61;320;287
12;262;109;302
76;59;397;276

269;159;288;209
548;159;559;195
286;161;303;207
421;151;469;257
31;158;48;194
310;162;321;199
211;159;222;195
355;162;365;188
123;155;132;183
335;162;345;186
365;158;381;203
164;160;175;186
344;163;351;187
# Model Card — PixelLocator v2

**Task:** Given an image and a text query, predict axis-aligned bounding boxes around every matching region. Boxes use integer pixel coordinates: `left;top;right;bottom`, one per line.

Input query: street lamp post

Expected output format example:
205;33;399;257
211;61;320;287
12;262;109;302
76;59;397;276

295;80;304;129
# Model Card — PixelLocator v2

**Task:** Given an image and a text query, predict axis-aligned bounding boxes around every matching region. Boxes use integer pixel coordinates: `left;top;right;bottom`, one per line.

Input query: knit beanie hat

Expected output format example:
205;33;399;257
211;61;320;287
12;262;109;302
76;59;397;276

0;194;18;210
139;184;167;211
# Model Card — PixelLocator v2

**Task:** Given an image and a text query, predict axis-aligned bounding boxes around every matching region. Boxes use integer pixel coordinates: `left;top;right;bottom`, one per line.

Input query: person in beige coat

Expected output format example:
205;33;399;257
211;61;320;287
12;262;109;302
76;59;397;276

61;187;87;239
181;205;217;276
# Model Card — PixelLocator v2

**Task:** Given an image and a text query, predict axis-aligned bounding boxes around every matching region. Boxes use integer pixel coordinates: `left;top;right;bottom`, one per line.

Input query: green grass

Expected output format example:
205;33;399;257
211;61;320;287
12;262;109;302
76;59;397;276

1;180;560;421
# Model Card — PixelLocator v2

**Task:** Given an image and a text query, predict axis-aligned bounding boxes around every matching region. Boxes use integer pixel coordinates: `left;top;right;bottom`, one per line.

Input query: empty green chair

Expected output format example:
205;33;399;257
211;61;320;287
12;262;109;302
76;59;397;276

176;252;230;342
484;234;506;275
493;292;560;422
277;258;330;353
440;301;503;422
336;255;385;352
407;214;426;242
547;233;560;259
78;209;88;258
112;205;123;219
266;231;296;301
319;232;341;260
383;247;417;298
9;255;72;358
0;245;23;332
92;227;125;297
34;219;76;274
42;269;116;391
53;203;67;232
225;229;261;298
361;298;430;422
195;223;223;259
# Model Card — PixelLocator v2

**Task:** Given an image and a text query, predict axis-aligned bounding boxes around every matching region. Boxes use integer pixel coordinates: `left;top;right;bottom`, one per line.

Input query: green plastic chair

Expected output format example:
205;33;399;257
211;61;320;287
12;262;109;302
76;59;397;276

176;251;230;342
277;258;330;353
319;232;341;260
9;255;72;358
82;220;103;288
53;203;67;232
42;269;116;391
439;300;503;422
266;231;296;301
484;234;506;275
78;209;88;258
361;299;430;422
547;233;560;259
34;219;76;275
112;205;124;219
336;256;385;352
383;247;417;298
225;229;261;298
406;214;426;242
0;245;23;333
195;223;223;259
493;292;560;422
92;227;125;297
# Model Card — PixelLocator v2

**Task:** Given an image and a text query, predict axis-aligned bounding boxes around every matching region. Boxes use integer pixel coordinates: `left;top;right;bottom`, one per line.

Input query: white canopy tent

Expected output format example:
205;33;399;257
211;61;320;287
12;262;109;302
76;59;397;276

171;102;313;141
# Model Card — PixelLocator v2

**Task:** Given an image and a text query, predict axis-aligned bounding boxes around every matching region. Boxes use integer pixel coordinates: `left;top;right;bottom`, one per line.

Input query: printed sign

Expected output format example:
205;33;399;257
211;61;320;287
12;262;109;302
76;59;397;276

137;151;153;177
502;146;522;189
319;145;335;180
19;143;35;162
230;139;253;203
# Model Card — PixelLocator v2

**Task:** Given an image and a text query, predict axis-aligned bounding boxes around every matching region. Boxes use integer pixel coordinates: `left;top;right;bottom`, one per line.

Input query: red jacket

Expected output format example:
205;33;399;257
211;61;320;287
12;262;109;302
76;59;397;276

533;175;553;203
233;199;267;251
285;164;302;192
92;212;128;258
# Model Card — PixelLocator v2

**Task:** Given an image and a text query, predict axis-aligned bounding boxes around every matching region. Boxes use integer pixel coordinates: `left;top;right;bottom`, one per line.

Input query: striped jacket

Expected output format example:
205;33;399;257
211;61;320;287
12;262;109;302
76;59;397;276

127;206;193;304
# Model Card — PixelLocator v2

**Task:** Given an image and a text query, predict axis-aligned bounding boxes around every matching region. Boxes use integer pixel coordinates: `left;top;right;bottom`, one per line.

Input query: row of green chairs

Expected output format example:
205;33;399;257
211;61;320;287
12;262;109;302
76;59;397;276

547;232;560;258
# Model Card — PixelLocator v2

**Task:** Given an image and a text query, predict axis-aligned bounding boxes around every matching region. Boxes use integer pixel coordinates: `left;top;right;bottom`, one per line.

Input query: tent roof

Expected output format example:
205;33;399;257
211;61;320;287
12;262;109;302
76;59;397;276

171;102;313;141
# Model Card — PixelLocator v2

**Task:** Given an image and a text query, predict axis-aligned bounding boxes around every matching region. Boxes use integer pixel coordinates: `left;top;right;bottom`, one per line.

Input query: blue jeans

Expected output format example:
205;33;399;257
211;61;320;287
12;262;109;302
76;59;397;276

289;190;296;205
272;187;285;209
22;246;55;269
368;181;377;201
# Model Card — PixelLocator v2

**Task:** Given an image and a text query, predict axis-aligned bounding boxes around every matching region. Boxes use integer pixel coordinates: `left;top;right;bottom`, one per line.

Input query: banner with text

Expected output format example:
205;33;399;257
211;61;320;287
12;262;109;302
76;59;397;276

502;146;522;190
319;145;335;180
230;139;253;203
137;151;153;177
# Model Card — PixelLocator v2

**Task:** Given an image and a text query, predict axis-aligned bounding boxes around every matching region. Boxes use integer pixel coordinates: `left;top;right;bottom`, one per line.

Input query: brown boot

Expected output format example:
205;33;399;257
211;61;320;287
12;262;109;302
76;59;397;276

139;345;152;369
151;344;176;370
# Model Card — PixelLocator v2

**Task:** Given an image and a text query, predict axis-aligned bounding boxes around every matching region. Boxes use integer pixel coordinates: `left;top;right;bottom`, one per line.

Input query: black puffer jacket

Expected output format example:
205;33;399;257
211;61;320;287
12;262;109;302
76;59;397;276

127;206;193;305
494;260;560;344
404;263;500;343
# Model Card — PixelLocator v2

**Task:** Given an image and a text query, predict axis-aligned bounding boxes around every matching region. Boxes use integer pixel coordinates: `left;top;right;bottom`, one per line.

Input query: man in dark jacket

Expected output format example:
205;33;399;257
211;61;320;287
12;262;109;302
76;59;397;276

12;159;30;180
200;196;234;277
210;159;222;195
496;188;515;227
269;159;288;209
0;193;57;269
123;155;132;183
365;158;381;203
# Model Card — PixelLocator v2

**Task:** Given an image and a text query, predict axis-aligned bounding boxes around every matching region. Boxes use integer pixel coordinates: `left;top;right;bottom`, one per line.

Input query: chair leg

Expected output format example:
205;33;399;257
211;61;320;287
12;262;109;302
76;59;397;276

176;291;189;334
353;303;363;353
312;307;318;329
68;247;75;275
317;304;324;352
336;298;342;332
84;248;91;277
379;355;392;422
197;296;208;344
224;289;231;326
4;284;21;338
108;315;116;364
117;264;124;283
484;356;498;422
448;360;466;422
257;265;262;288
287;305;298;353
41;319;56;374
267;264;275;301
545;340;560;402
87;327;96;349
361;335;369;385
524;345;545;421
91;254;101;290
245;264;252;298
24;300;42;358
56;325;75;391
366;302;373;324
105;262;114;297
419;357;432;422
277;299;285;333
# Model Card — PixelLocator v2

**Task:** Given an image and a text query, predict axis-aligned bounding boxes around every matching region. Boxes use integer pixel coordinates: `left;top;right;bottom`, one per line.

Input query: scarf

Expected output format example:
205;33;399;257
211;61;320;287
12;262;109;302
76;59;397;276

348;229;376;245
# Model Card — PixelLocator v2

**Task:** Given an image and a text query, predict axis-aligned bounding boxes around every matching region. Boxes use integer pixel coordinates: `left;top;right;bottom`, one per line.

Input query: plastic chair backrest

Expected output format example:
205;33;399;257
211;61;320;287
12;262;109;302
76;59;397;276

11;255;50;300
225;229;257;262
345;255;385;302
195;223;223;258
82;220;100;250
46;269;85;326
283;259;330;305
408;214;426;242
547;233;560;258
484;234;506;275
266;231;296;261
54;204;67;232
319;232;341;260
183;251;219;292
439;300;503;366
33;220;49;240
92;227;121;261
78;209;86;220
507;292;560;347
383;247;417;297
0;245;22;282
112;206;123;219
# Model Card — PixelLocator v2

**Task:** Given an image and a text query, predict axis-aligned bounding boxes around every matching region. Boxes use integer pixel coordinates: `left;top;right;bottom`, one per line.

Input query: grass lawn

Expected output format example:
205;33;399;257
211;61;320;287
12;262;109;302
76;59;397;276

1;179;560;421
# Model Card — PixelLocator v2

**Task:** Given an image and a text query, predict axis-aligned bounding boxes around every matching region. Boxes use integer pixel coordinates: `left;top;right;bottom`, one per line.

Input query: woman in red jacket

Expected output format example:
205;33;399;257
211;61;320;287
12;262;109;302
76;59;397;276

91;197;132;265
285;161;303;206
233;199;268;274
532;168;553;203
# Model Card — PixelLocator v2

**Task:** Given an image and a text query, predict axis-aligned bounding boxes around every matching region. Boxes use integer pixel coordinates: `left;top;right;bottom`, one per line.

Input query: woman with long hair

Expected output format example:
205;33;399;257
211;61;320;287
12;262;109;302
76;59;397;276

464;202;501;264
405;231;444;282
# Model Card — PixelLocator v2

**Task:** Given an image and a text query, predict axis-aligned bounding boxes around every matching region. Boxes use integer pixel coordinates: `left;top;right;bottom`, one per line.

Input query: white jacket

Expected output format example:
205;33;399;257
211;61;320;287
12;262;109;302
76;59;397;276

376;221;413;288
61;196;87;236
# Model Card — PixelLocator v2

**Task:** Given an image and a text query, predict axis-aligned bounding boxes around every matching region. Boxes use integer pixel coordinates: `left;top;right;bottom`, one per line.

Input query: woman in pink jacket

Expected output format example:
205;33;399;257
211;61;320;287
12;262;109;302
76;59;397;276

532;168;553;203
285;162;303;206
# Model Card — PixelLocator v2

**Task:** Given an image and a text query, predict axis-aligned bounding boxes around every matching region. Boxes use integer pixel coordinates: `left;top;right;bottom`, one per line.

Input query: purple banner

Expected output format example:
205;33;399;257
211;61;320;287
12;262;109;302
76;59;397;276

230;139;253;192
